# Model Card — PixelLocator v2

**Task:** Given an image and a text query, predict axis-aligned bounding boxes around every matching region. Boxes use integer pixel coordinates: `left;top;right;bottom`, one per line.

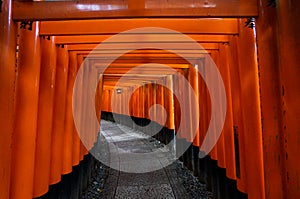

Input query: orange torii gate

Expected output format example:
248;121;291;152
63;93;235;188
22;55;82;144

1;0;300;199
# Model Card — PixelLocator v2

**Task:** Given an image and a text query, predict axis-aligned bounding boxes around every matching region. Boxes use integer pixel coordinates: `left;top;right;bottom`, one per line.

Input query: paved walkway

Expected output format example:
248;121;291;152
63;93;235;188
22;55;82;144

83;120;213;199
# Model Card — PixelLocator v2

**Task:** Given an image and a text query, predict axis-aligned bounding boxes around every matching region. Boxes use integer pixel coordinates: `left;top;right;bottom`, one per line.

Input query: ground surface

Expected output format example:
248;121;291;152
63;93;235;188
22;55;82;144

81;120;214;199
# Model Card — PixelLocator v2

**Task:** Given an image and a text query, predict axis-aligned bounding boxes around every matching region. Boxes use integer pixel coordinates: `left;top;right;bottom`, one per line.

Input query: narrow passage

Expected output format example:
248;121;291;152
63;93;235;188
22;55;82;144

81;120;214;199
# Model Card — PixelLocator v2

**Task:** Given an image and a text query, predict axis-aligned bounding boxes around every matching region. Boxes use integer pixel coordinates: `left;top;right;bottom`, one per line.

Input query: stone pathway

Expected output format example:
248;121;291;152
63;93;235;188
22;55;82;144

82;120;213;199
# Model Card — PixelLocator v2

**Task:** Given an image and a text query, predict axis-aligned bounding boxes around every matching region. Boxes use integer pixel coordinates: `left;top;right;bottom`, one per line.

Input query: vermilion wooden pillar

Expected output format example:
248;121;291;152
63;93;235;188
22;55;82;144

112;86;118;115
152;83;157;123
62;51;78;175
189;66;200;147
80;59;89;153
128;87;133;117
182;68;192;142
107;89;113;113
50;45;69;184
197;65;204;146
72;54;83;166
156;83;165;126
237;19;265;199
10;22;41;199
172;74;180;135
207;52;218;161
134;86;139;119
0;0;17;198
94;73;103;140
130;87;137;118
144;83;149;120
135;86;141;119
147;82;154;120
84;60;96;150
162;77;169;130
80;58;89;157
198;60;210;149
165;75;175;130
228;35;247;193
219;43;236;180
277;0;300;197
96;74;104;123
103;89;109;113
140;85;145;119
255;1;284;198
118;86;122;115
93;64;100;146
211;51;226;168
122;87;128;117
174;69;184;139
33;36;57;198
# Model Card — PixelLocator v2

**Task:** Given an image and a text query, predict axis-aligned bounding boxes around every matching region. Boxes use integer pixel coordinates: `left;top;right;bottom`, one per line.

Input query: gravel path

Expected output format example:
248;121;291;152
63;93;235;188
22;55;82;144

81;120;214;199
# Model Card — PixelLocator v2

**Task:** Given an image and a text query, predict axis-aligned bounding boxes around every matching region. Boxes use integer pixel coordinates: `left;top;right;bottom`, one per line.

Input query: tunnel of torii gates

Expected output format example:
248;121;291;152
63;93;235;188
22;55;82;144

0;0;299;199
